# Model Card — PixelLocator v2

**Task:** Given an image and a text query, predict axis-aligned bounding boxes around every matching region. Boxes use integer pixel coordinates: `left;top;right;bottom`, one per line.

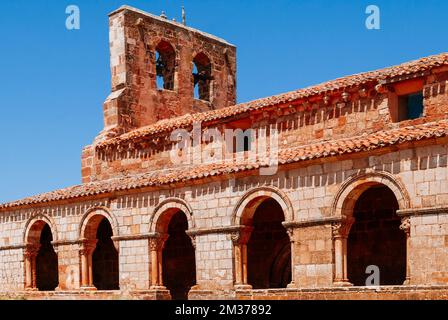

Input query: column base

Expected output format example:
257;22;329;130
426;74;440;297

80;285;97;291
148;286;171;300
149;285;168;291
333;281;353;287
24;287;38;291
234;284;253;290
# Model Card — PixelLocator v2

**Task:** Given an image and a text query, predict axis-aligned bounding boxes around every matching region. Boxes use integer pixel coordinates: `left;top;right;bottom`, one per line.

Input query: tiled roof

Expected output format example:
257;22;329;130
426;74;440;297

2;119;448;210
97;52;448;148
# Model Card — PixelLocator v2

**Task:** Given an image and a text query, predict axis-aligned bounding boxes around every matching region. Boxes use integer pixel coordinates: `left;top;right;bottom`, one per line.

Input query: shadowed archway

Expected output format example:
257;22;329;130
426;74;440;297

247;198;291;289
78;209;119;290
162;210;196;300
35;224;58;291
347;185;406;286
92;218;119;290
24;219;58;291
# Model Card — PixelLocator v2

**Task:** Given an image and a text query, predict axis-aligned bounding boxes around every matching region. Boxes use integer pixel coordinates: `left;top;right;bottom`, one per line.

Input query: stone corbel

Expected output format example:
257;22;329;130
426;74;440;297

375;83;389;94
188;234;196;249
358;88;368;98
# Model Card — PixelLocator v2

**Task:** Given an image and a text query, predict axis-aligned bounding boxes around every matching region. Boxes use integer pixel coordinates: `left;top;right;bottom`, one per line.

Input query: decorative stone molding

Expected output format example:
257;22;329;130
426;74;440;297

150;197;194;233
285;228;295;243
358;88;368;98
0;244;26;251
149;234;168;251
111;232;159;242
332;171;411;218
375;83;388;94
399;217;411;235
282;217;341;229
232;186;294;225
186;225;241;236
78;206;119;239
188;235;196;249
397;206;448;217
23;213;58;244
51;239;83;247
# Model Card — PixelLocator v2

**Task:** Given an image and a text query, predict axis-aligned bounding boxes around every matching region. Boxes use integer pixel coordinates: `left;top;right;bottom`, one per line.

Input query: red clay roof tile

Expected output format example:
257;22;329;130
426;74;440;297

2;119;448;209
97;52;448;148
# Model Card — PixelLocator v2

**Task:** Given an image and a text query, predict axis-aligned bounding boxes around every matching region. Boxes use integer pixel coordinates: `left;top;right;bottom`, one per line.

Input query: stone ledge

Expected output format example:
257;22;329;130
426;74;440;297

108;5;235;47
397;206;448;217
283;217;341;228
0;244;25;251
1;286;447;300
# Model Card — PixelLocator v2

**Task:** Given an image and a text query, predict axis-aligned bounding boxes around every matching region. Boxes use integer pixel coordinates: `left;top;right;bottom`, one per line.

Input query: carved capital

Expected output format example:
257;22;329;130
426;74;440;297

230;231;240;244
189;235;196;249
231;226;253;245
400;217;411;235
149;234;168;251
24;244;40;259
79;239;98;256
286;228;295;243
331;218;354;239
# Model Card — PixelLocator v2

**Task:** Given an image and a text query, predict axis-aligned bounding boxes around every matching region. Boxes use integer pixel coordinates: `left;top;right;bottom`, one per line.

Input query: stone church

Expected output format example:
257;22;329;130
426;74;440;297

1;5;448;300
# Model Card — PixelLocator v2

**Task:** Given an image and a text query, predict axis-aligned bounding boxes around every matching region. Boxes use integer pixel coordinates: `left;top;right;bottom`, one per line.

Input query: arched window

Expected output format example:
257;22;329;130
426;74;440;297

155;41;176;90
192;52;212;101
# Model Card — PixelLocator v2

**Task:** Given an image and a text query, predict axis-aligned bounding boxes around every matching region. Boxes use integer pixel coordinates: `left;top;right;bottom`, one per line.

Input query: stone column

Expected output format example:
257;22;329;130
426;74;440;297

400;217;411;285
187;234;199;290
231;226;253;290
50;243;62;291
24;244;40;290
286;227;296;288
79;239;97;290
332;218;354;286
149;234;168;289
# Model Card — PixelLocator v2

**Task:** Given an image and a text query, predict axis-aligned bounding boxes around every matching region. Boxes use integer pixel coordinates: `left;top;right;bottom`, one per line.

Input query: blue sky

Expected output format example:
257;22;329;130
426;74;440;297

0;0;446;202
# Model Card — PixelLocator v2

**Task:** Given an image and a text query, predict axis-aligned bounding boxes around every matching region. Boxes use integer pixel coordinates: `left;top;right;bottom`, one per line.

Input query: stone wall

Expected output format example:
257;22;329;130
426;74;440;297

2;141;448;298
81;74;448;183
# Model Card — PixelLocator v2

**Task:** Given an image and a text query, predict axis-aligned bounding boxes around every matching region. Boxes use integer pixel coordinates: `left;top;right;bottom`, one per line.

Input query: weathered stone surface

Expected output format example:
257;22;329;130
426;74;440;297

2;5;448;300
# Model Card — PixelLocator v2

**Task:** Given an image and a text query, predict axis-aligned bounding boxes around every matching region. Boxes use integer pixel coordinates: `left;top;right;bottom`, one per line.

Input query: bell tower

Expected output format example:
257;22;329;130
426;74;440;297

99;5;237;140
